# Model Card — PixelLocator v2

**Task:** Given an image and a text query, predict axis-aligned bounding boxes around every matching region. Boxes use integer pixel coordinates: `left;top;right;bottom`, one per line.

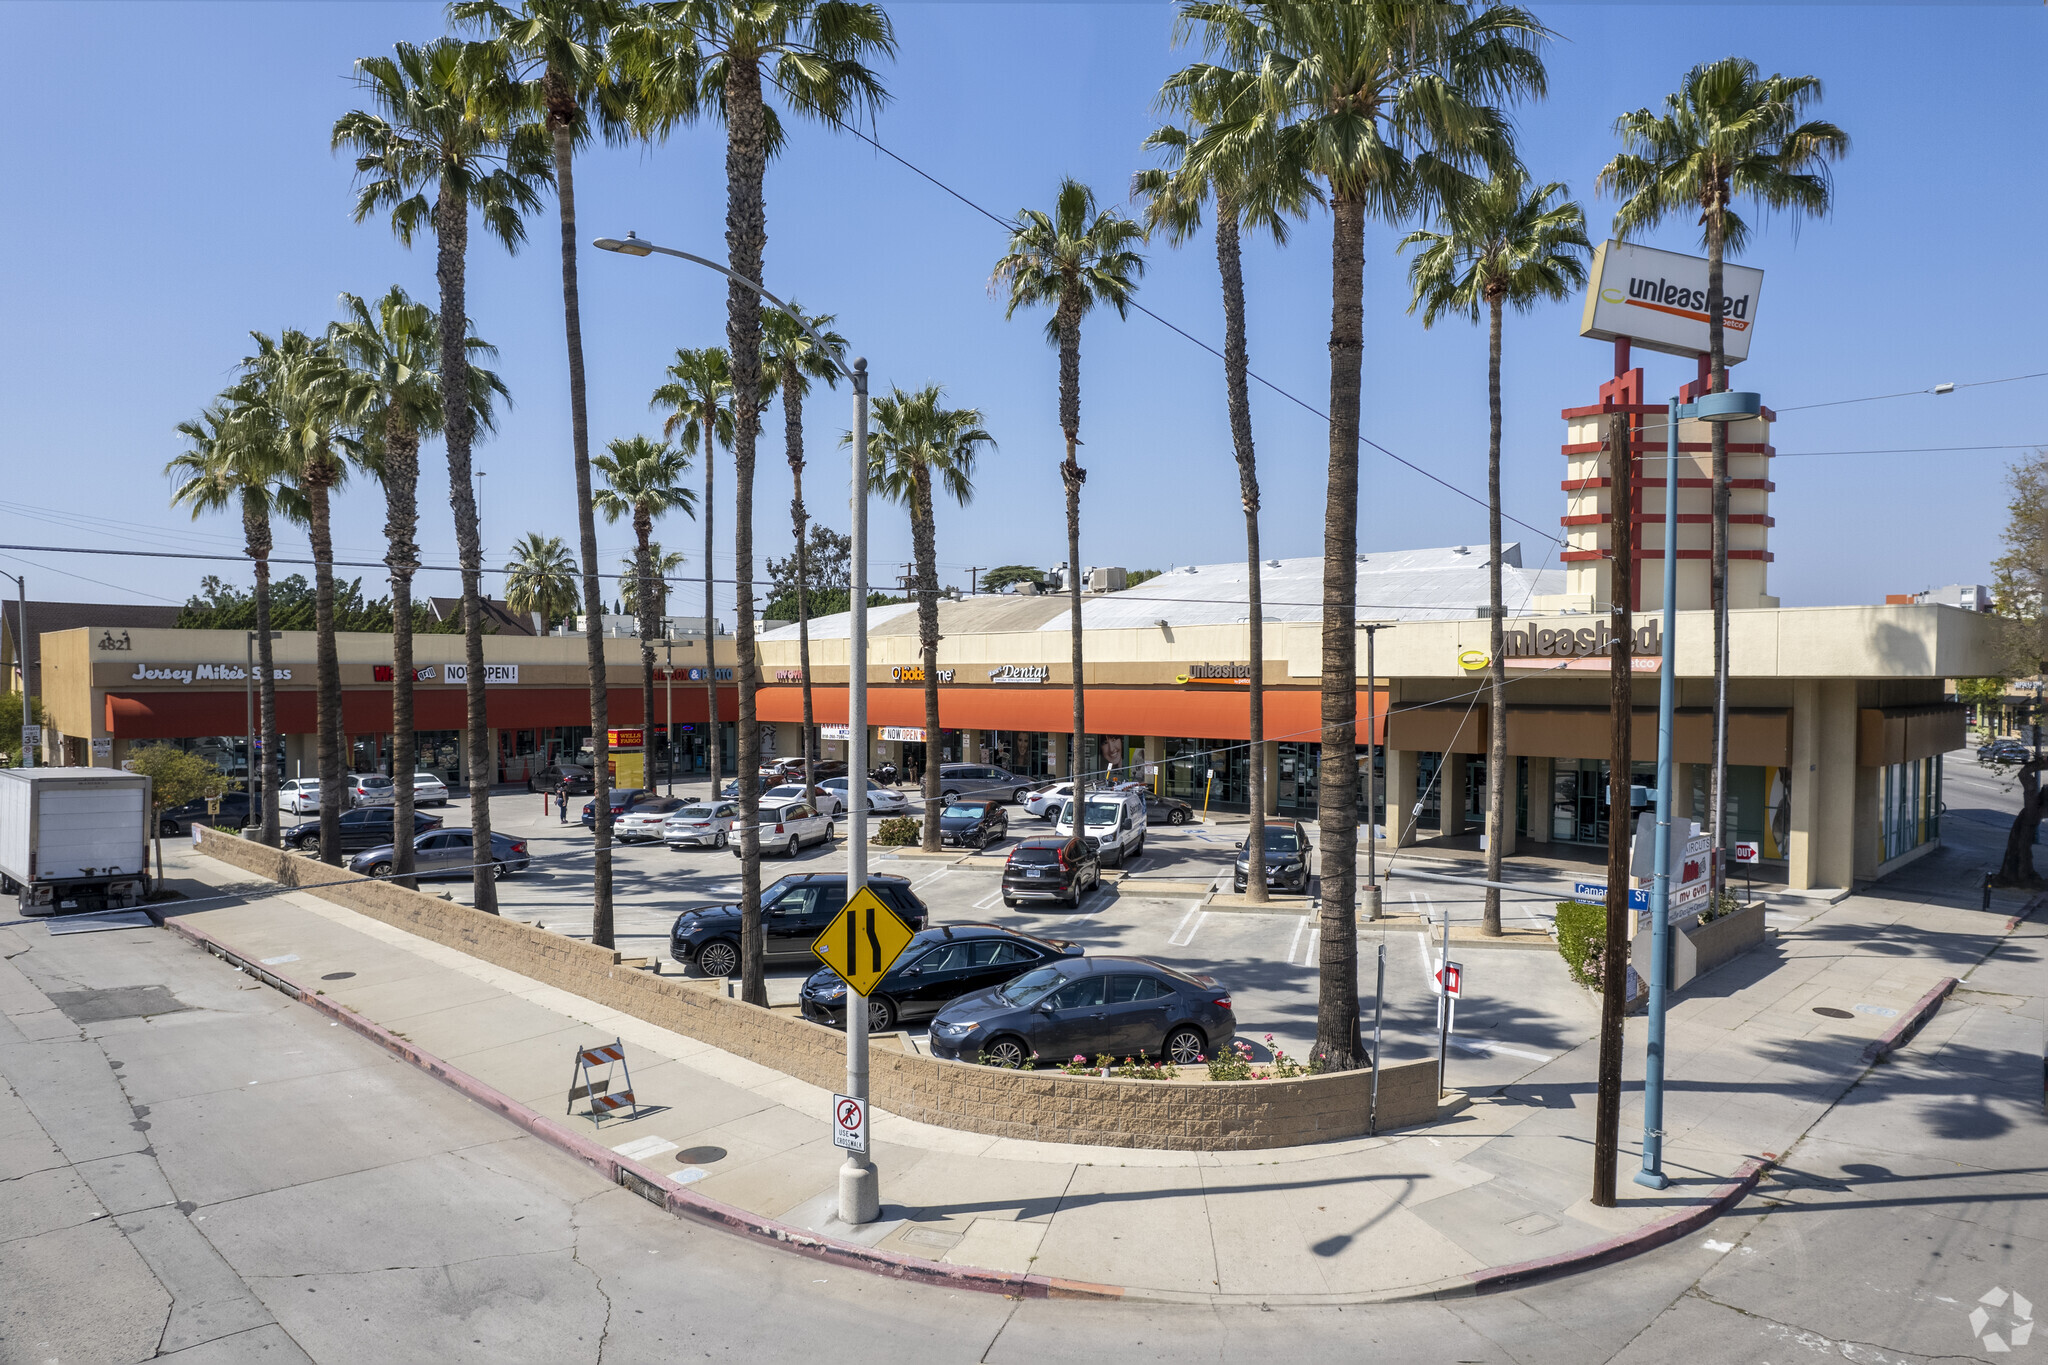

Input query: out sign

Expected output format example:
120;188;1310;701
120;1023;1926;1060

1733;842;1761;865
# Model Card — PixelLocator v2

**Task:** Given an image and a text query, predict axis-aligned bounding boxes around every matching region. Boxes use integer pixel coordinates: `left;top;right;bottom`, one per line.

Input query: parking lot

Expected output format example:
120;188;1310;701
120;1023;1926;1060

337;781;1598;1092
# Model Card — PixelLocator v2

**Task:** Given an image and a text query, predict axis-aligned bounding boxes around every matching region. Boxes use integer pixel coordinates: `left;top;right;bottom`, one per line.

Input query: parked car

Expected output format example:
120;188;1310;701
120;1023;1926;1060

800;923;1081;1032
1024;781;1076;820
737;801;834;858
1001;836;1101;908
276;778;324;817
925;956;1234;1069
1111;781;1194;826
761;758;808;783
1052;788;1148;866
614;795;686;842
347;773;396;807
581;788;652;828
529;763;596;795
815;776;911;814
158;791;261;837
1233;820;1312;894
1980;740;2032;763
410;773;451;807
663;801;739;849
939;799;1008;849
763;782;841;816
935;763;1036;805
348;829;530;881
669;872;931;979
284;806;441;852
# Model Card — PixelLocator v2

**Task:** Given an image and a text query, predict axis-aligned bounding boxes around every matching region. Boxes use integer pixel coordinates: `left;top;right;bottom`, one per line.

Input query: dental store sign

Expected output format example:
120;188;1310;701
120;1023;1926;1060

1580;240;1765;363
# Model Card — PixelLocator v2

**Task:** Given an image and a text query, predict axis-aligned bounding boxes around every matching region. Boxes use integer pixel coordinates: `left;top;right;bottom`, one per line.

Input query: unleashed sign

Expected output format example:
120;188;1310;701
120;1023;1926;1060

1502;620;1661;668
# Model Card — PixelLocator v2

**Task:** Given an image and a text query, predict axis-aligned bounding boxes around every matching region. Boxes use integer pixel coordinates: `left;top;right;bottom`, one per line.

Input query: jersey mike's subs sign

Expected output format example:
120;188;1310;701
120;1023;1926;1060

1580;240;1765;363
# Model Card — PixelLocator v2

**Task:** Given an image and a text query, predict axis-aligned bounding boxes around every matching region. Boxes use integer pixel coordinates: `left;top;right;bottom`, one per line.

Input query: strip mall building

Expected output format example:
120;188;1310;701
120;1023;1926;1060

18;380;1988;893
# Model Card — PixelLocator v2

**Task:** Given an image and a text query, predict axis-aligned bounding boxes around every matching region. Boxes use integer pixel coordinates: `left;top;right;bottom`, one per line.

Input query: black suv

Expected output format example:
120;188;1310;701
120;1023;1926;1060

670;874;930;979
939;799;1008;849
529;764;596;795
1233;820;1312;894
800;923;1080;1032
159;791;261;836
581;788;652;827
285;806;441;852
1001;836;1100;908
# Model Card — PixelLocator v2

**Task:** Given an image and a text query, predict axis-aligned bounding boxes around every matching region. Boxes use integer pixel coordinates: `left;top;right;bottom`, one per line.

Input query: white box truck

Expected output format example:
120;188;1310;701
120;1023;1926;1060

0;768;153;915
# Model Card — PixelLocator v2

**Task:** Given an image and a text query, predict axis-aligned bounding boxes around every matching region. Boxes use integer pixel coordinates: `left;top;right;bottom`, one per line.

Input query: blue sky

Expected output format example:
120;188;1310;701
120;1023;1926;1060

1;2;2041;623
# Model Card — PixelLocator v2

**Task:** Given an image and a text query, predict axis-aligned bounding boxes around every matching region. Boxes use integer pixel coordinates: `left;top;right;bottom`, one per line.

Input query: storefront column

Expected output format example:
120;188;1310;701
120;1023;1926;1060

1440;753;1468;837
1385;748;1417;847
1050;735;1068;778
1787;680;1857;890
1523;756;1552;844
1262;740;1281;817
961;729;982;764
1142;735;1165;786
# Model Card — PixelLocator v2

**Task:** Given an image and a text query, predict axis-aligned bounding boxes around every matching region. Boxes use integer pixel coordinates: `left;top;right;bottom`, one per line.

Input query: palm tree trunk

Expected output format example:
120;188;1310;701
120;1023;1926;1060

788;388;816;799
307;467;344;868
702;422;719;792
1593;406;1636;1206
385;416;421;890
914;471;942;853
1706;209;1730;899
245;495;280;848
725;54;769;1009
1217;203;1266;902
435;176;496;915
635;508;658;781
551;82;612;946
1314;194;1366;1073
1057;290;1086;794
1483;297;1507;937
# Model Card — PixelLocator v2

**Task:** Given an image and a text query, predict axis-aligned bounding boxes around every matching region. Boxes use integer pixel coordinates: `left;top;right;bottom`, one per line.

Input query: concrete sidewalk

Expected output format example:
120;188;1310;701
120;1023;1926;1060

147;837;2035;1304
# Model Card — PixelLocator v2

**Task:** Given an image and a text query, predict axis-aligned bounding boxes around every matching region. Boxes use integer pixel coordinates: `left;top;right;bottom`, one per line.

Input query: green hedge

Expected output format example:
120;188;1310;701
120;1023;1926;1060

1555;900;1607;987
874;816;920;847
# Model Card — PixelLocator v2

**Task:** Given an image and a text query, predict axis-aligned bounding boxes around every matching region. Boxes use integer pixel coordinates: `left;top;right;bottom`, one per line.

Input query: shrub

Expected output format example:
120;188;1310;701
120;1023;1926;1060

874;816;920;846
1554;899;1608;987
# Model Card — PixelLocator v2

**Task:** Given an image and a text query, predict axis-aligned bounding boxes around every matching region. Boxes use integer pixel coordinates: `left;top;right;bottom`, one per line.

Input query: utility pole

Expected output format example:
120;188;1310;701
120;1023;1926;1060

1360;623;1391;921
966;566;984;597
1593;394;1636;1208
5;573;31;768
840;359;877;1225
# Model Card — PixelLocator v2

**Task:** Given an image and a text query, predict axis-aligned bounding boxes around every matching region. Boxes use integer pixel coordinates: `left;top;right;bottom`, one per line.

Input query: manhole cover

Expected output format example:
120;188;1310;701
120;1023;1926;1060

1812;1006;1855;1019
321;972;356;981
676;1146;727;1165
47;985;190;1024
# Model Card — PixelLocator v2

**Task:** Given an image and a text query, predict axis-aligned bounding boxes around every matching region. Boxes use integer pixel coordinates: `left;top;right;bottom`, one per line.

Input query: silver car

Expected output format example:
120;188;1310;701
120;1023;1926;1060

816;776;911;814
410;773;450;807
935;763;1035;805
615;795;685;842
664;800;739;849
737;801;834;859
763;782;842;816
348;773;395;807
277;777;323;817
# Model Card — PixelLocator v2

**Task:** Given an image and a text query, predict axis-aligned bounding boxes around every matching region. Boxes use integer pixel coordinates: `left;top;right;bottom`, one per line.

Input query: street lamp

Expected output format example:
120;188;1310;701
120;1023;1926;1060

595;231;879;1224
1636;388;1760;1190
0;570;29;768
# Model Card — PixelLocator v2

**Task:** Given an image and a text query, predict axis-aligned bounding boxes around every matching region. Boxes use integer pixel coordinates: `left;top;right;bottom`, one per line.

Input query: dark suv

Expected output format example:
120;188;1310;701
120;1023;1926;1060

1233;820;1312;894
581;788;651;828
669;874;930;979
285;806;441;852
1001;836;1100;908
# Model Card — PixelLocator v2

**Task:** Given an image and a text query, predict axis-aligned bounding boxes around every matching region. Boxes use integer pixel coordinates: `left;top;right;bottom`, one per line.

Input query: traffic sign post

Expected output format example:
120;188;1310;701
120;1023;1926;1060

832;1093;867;1152
838;360;878;1227
810;886;917;998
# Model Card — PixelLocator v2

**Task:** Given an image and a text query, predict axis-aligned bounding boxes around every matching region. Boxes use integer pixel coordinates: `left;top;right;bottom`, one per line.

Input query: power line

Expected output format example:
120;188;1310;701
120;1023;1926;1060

1773;370;2048;413
1773;442;2045;459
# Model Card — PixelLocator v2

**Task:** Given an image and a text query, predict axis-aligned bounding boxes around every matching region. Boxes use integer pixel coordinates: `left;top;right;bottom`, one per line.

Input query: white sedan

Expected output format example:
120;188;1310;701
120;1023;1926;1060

815;776;910;814
410;773;451;807
277;778;323;816
614;795;685;842
664;801;739;849
1024;781;1077;820
764;783;842;816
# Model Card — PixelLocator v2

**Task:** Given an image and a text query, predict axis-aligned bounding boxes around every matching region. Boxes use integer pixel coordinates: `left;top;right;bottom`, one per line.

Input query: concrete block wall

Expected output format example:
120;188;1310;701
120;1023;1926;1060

195;829;1440;1149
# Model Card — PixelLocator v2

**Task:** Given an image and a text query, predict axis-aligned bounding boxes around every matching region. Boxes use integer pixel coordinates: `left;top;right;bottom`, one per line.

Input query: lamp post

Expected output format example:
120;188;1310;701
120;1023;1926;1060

1;571;28;768
661;637;676;797
594;232;878;1223
1636;388;1760;1191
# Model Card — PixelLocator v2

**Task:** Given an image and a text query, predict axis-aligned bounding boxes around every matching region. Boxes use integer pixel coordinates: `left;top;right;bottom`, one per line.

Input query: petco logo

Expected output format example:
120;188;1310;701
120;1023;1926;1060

1970;1287;2033;1353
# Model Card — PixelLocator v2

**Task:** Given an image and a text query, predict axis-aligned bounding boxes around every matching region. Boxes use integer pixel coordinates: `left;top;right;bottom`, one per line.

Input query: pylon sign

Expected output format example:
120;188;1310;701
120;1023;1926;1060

811;885;916;997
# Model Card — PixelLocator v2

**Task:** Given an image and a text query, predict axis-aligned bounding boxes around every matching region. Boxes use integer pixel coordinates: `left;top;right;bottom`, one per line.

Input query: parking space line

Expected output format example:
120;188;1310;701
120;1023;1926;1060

1449;1036;1555;1064
971;889;1002;911
1166;904;1205;947
1295;924;1321;968
1123;857;1147;874
911;868;952;892
1287;916;1307;966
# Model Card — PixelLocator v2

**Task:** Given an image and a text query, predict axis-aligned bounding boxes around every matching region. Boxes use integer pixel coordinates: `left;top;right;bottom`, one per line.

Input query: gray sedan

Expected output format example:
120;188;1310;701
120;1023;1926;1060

348;829;531;881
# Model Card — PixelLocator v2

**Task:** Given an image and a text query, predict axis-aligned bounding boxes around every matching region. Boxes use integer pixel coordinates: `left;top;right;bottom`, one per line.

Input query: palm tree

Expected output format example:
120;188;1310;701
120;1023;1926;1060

329;285;508;888
504;532;580;630
451;0;640;938
651;346;734;794
1599;58;1847;888
1182;0;1549;1071
1401;166;1588;936
759;303;846;801
618;543;687;617
242;330;355;866
620;0;892;1011
1140;60;1317;906
334;37;551;915
593;436;697;774
167;397;308;848
990;178;1146;800
857;386;995;851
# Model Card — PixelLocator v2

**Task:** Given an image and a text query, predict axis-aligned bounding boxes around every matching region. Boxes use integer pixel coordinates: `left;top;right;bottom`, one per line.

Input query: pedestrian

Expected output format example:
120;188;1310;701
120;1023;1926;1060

558;778;570;824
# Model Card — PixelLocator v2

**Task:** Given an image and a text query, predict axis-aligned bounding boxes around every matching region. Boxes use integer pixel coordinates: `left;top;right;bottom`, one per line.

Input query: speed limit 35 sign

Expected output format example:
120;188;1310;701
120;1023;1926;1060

832;1093;867;1153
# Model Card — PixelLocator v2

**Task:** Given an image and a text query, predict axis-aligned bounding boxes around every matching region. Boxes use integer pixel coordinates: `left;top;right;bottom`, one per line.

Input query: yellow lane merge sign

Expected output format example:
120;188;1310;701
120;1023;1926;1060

811;886;917;997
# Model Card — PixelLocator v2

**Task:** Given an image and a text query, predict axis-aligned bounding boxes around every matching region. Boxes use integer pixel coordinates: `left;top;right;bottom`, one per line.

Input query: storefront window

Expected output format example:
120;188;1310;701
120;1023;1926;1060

1162;737;1249;809
1881;756;1941;862
417;731;462;786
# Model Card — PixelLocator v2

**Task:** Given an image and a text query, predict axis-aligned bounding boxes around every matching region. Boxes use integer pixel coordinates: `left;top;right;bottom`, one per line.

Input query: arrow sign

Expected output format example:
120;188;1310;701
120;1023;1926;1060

811;885;917;997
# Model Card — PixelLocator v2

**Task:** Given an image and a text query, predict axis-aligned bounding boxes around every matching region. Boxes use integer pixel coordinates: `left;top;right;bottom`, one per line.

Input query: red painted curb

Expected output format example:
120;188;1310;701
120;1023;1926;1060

1461;1153;1779;1297
1859;977;1958;1066
161;915;1122;1303
2005;893;2045;934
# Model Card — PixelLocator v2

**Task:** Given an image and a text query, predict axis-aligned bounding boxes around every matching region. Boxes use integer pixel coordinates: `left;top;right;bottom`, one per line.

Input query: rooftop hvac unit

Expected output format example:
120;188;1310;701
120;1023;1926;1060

1085;566;1127;594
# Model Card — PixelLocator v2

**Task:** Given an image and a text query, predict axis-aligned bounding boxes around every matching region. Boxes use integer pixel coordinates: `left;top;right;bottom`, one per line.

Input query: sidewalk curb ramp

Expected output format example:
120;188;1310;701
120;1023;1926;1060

157;912;1805;1307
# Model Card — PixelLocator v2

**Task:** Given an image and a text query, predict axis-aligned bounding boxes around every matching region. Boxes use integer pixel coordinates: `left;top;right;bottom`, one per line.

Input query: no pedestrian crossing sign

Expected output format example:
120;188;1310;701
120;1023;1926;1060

832;1093;867;1152
811;885;916;997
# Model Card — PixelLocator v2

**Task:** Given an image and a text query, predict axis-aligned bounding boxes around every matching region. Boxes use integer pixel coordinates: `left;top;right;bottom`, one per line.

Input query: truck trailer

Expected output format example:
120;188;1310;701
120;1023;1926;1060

0;768;153;915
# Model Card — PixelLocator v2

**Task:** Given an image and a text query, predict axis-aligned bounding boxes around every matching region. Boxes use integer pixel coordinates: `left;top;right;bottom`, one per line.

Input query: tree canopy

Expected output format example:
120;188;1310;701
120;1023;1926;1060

175;574;465;633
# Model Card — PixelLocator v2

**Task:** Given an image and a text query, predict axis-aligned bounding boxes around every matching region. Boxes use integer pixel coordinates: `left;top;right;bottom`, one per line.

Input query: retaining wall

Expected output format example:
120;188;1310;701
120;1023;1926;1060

194;829;1439;1150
